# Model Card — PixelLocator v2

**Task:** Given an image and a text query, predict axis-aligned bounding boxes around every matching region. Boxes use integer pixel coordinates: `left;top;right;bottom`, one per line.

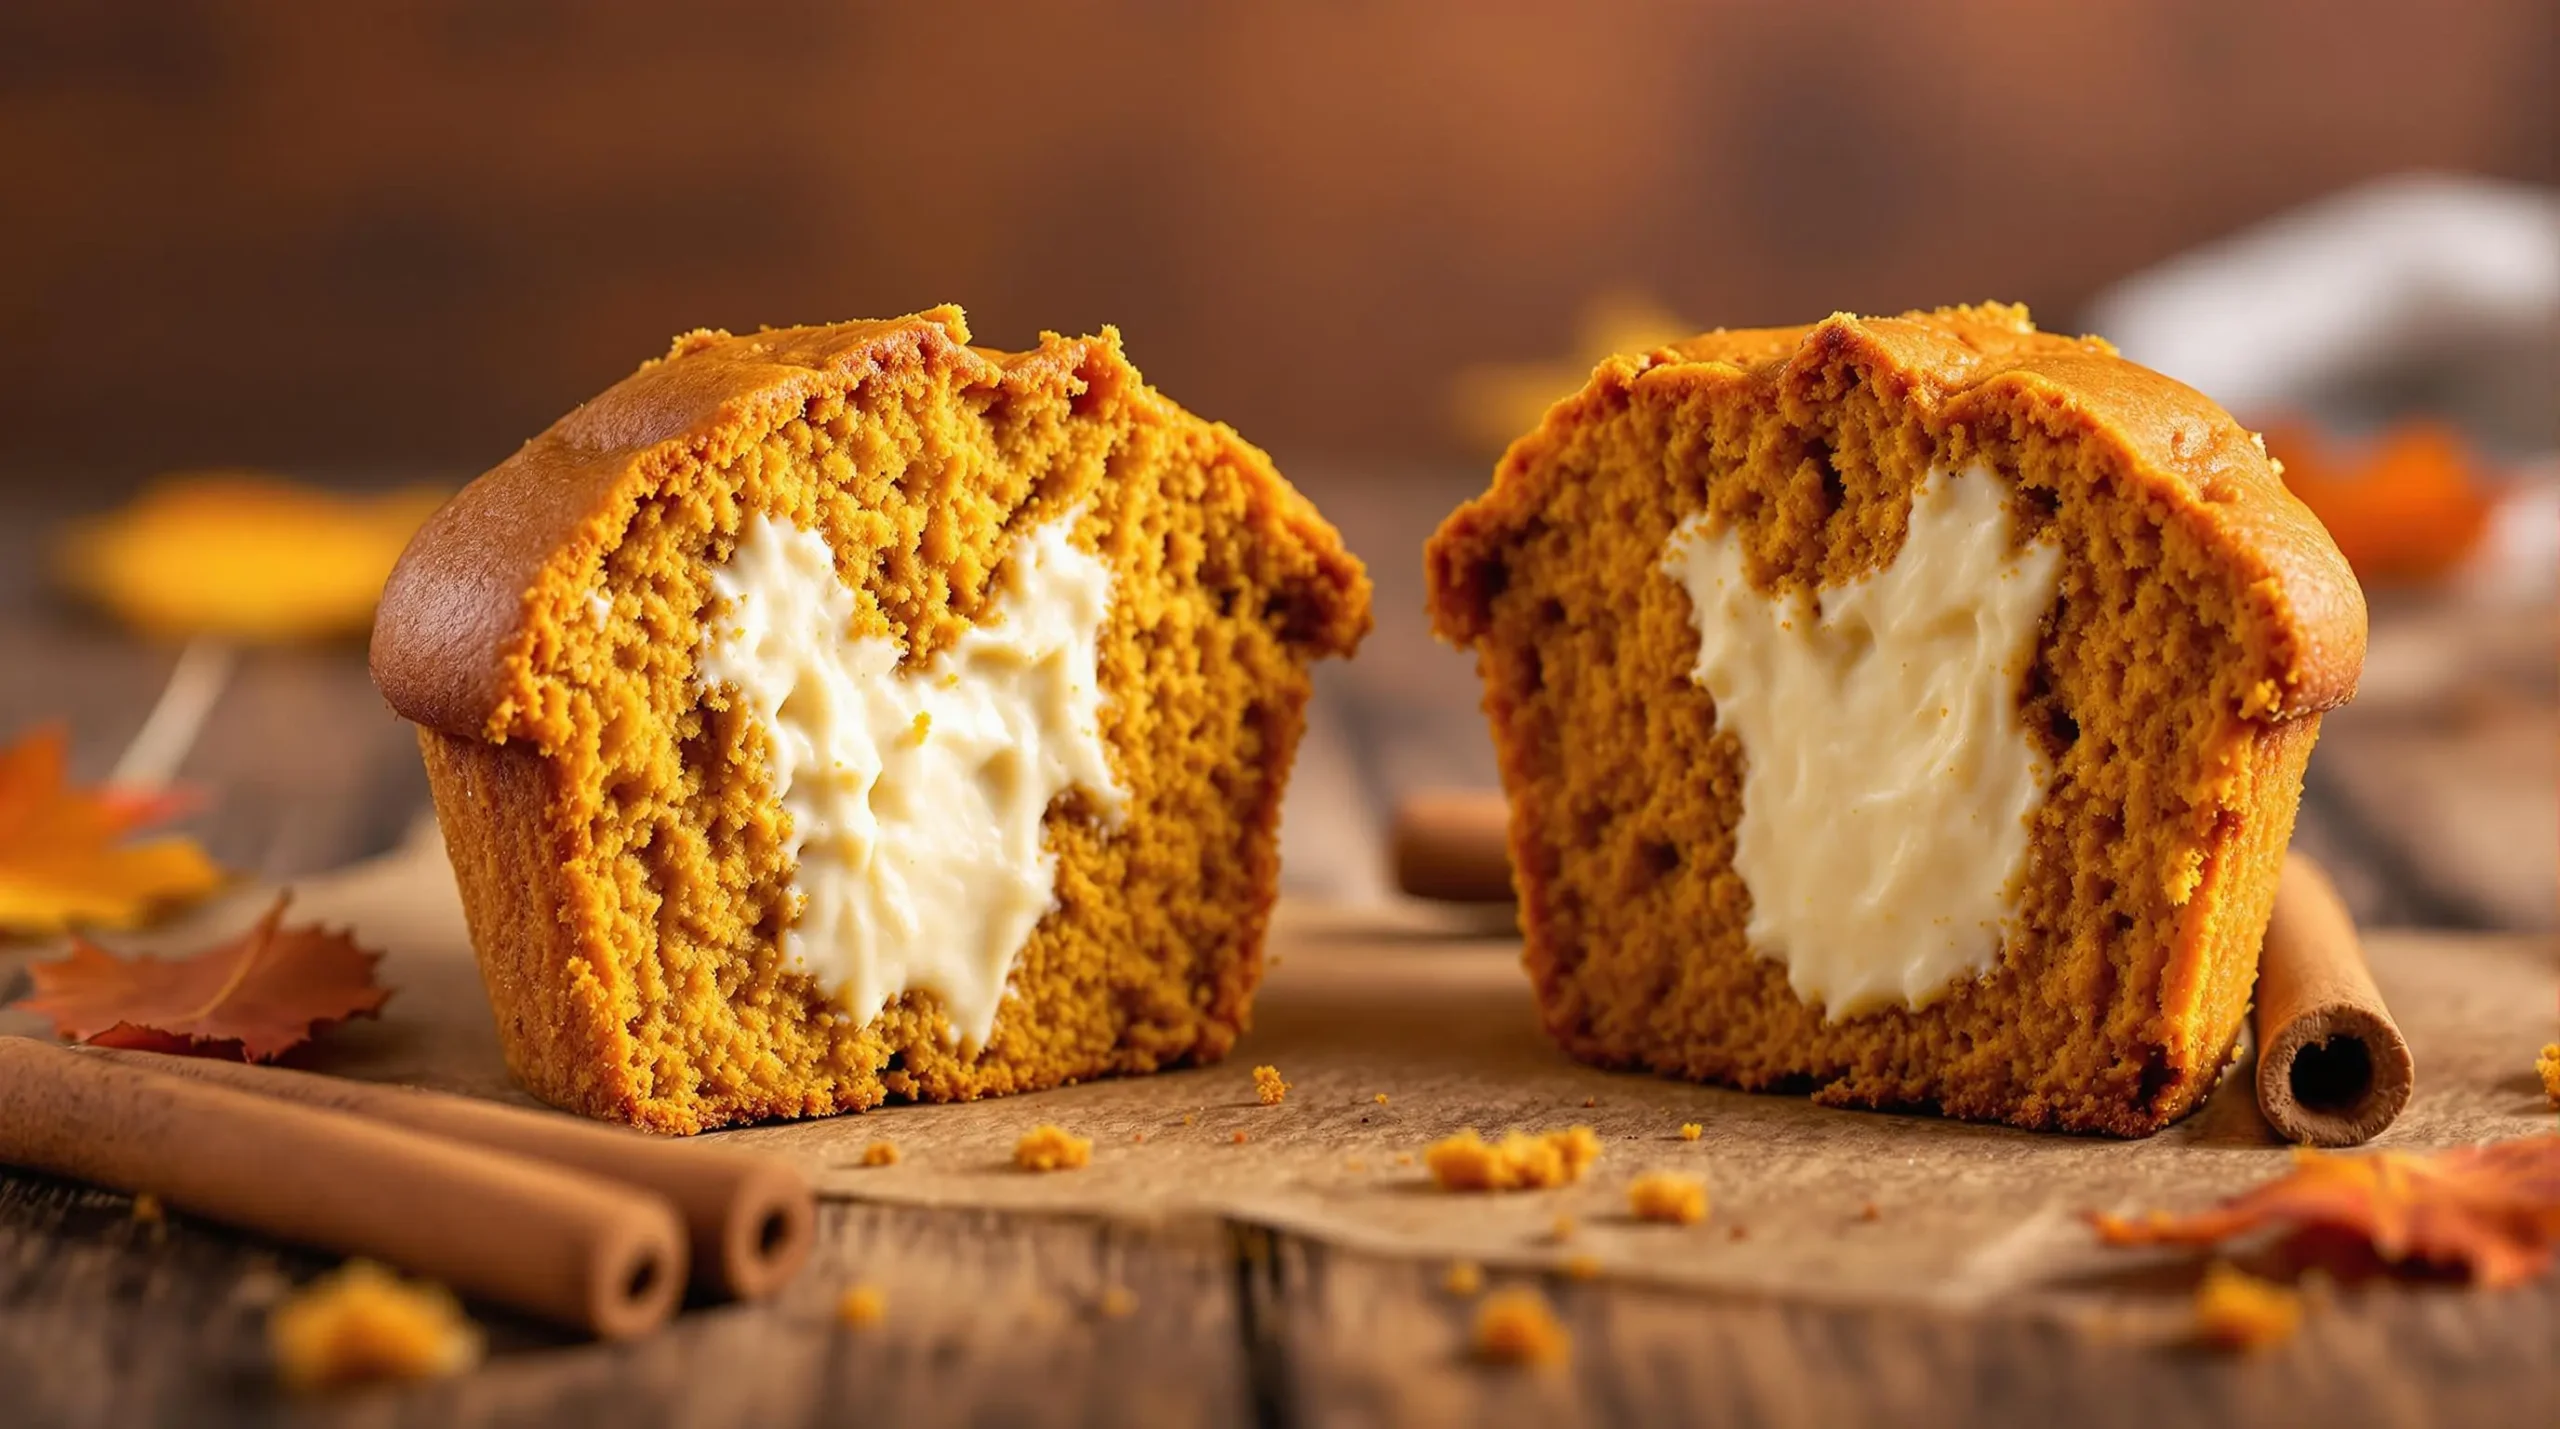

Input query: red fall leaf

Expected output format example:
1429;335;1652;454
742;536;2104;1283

13;891;391;1061
2092;1139;2560;1289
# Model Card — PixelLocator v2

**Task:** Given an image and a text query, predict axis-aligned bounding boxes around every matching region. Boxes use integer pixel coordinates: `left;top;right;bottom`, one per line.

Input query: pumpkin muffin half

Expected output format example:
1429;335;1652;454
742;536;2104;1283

373;309;1370;1133
1426;305;2362;1136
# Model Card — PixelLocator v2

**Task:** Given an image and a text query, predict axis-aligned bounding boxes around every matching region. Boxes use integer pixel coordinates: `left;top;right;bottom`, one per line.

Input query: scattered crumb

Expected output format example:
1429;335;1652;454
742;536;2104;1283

1857;1202;1881;1223
838;1284;887;1327
1096;1286;1138;1319
1581;1096;1597;1108
1252;1064;1290;1106
1628;1171;1710;1226
2191;1263;2303;1352
1014;1125;1094;1172
1563;1253;1601;1280
2540;1044;2560;1107
1231;1130;1250;1145
1678;1123;1703;1142
1424;1127;1602;1191
1131;1131;1148;1143
860;1141;900;1167
268;1261;483;1393
1550;1214;1577;1243
1726;1224;1749;1242
1471;1288;1570;1367
1444;1261;1485;1296
131;1192;164;1224
1182;1113;1198;1127
1374;1093;1391;1106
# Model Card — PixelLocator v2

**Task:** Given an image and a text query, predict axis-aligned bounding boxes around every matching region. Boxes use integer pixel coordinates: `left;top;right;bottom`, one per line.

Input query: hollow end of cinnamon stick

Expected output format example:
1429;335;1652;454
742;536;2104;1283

2251;853;2415;1147
714;1159;817;1302
1390;789;1515;903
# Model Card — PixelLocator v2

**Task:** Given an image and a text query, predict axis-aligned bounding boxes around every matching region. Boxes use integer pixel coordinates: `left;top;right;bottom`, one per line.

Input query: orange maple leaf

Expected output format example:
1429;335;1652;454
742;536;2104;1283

2091;1139;2560;1289
12;891;390;1061
0;726;224;935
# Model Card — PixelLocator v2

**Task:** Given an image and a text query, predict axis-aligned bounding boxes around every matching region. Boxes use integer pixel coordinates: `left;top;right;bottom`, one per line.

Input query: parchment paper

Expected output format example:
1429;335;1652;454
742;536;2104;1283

4;823;2552;1318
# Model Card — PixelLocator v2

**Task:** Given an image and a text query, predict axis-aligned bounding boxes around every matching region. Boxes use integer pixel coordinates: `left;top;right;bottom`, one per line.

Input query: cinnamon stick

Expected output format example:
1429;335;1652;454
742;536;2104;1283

0;1036;684;1337
1390;789;1514;903
79;1047;812;1302
2252;852;2414;1147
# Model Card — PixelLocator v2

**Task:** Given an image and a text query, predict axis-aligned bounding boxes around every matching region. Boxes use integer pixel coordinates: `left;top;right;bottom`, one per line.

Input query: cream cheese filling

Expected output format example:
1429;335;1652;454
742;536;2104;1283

695;506;1124;1048
1661;464;2060;1018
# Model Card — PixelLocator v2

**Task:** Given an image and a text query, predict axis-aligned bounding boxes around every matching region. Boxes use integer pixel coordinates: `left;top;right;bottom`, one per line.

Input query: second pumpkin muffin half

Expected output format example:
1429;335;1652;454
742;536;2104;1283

1426;304;2363;1136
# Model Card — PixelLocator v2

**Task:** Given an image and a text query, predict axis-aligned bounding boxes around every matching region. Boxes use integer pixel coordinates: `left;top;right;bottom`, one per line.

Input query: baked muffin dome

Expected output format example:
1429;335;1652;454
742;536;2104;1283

1426;305;2361;1136
374;308;1370;1132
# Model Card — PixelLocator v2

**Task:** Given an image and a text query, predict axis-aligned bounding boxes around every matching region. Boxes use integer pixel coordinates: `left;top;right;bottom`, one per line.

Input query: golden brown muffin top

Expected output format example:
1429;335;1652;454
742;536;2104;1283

1435;303;2365;720
372;308;1361;742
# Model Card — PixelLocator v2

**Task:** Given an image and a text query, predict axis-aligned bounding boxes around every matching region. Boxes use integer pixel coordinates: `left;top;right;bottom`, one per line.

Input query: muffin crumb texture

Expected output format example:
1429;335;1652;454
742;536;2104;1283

268;1262;483;1393
838;1284;887;1327
1628;1171;1710;1225
1425;1127;1602;1191
1252;1064;1289;1105
1471;1289;1571;1367
1014;1124;1093;1172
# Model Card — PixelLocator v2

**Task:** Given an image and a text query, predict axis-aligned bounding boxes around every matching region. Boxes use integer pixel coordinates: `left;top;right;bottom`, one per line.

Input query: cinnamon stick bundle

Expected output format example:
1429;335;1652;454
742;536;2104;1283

80;1047;813;1301
0;1036;684;1338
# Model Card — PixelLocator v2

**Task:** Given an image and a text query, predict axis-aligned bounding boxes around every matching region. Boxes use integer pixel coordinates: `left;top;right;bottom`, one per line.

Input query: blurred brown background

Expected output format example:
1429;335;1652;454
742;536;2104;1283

3;0;2553;478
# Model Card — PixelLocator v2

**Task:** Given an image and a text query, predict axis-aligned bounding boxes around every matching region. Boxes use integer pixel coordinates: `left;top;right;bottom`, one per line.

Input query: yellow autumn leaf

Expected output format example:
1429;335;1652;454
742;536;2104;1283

1448;290;1698;455
57;473;450;643
0;726;225;935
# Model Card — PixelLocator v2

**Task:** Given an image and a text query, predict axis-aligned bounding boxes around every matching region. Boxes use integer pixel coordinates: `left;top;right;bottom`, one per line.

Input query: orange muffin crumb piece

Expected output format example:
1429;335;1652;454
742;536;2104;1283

2191;1263;2302;1352
1471;1288;1570;1368
1253;1065;1289;1105
1425;1126;1602;1191
2539;1045;2560;1108
838;1283;887;1327
1628;1171;1709;1225
269;1261;482;1393
1096;1285;1139;1319
1677;1123;1703;1142
1374;1093;1391;1106
1857;1202;1881;1223
130;1192;164;1224
1015;1125;1093;1172
1444;1260;1485;1296
860;1141;900;1167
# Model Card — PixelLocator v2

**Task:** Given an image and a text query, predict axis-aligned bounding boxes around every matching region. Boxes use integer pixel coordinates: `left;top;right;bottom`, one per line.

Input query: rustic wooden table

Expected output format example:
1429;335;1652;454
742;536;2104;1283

1;468;2552;1428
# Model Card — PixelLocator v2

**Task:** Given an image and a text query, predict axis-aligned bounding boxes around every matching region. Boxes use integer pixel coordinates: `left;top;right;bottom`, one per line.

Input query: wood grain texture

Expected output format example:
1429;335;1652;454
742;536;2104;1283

3;1174;2555;1428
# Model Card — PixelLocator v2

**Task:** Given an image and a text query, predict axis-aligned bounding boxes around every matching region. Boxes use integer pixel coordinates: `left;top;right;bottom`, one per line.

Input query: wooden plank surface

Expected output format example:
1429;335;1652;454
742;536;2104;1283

0;468;2554;1427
